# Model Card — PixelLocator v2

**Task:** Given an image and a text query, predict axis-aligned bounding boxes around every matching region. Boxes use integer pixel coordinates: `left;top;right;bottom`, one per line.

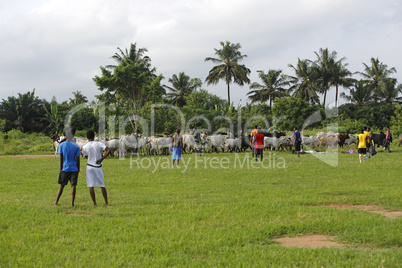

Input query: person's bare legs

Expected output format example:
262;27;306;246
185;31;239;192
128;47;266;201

55;184;65;205
101;187;109;206
89;187;97;206
71;185;76;207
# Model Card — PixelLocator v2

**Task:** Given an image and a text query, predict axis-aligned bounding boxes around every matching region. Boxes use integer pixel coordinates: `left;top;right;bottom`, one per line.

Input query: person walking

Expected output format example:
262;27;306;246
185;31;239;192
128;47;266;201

250;125;258;158
82;130;111;206
356;128;368;163
363;127;371;158
172;129;183;166
384;126;392;153
293;127;301;158
253;128;264;161
54;130;81;207
193;128;201;156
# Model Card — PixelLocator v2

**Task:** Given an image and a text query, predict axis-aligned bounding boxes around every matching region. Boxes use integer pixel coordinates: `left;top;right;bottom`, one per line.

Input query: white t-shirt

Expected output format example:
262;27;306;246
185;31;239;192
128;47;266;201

82;141;106;167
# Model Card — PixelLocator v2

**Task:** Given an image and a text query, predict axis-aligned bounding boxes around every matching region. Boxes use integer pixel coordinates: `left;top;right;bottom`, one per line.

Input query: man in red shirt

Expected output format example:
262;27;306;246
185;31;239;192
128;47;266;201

250;125;258;158
253;128;265;161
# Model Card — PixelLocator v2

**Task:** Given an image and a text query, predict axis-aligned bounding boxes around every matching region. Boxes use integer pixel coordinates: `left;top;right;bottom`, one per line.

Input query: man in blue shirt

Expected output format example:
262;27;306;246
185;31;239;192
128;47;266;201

293;127;301;158
55;130;81;207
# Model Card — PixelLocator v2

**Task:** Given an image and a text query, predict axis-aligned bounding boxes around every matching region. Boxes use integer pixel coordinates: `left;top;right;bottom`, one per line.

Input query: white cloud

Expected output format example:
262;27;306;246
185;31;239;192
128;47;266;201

0;0;401;106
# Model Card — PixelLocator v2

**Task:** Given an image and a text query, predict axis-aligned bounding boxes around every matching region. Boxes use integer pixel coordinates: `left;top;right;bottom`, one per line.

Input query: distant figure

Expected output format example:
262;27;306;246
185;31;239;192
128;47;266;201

54;130;81;207
293;127;301;158
51;131;60;158
253;128;264;161
363;127;371;158
50;130;60;143
82;130;111;206
251;125;258;158
193;128;201;156
356;128;367;163
384;126;392;153
172;129;183;166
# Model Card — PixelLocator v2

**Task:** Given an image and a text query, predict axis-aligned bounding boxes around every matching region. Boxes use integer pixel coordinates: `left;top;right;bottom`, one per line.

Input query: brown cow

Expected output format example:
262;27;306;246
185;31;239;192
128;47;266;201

399;134;402;147
337;133;349;148
318;136;338;148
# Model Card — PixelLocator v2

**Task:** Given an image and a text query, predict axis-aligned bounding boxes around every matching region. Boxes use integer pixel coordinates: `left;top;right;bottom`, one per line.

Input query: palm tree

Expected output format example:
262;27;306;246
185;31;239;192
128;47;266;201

377;78;402;105
0;89;42;132
247;69;288;107
332;59;353;107
164;72;200;107
106;43;155;74
340;80;373;106
69;90;88;105
93;43;163;133
357;57;397;101
205;41;251;105
312;48;337;108
288;59;320;105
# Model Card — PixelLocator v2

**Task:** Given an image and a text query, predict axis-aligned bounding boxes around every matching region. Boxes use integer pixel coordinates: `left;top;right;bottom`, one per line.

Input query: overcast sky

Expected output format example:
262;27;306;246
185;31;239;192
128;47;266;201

1;0;401;107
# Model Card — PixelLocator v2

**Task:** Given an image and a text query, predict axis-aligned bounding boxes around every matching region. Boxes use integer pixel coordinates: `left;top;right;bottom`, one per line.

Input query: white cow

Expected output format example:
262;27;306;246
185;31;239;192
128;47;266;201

264;137;283;151
301;136;319;148
315;131;337;137
156;137;172;155
146;136;159;155
53;136;66;158
344;134;358;147
74;137;88;155
182;134;196;154
199;133;208;153
102;138;121;157
206;134;225;153
225;138;241;152
279;135;294;150
120;134;139;155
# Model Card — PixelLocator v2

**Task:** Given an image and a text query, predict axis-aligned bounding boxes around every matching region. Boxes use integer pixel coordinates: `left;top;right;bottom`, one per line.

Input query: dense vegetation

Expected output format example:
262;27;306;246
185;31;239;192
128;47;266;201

1;42;401;137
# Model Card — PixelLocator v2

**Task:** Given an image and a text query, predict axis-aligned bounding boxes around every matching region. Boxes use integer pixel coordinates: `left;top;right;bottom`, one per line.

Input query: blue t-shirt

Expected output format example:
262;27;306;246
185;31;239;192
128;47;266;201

294;130;301;144
58;141;81;172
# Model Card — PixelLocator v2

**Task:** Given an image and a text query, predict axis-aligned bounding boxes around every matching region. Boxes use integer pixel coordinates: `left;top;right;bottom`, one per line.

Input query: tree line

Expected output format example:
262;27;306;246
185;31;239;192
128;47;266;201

1;42;401;136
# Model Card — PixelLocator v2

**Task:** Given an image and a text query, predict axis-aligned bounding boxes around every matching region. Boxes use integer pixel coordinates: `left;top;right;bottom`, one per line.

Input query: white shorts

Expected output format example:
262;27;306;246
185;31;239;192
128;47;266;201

86;166;105;187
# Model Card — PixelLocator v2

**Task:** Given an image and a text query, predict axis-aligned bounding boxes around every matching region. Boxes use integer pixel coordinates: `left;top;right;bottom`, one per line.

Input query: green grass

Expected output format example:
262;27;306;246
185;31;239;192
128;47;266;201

0;146;401;267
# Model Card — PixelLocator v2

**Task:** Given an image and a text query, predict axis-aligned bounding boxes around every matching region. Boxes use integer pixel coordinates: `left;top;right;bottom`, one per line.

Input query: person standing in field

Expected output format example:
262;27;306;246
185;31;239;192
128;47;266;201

363;126;371;158
55;130;81;207
82;130;111;206
293;127;301;158
250;125;258;158
172;129;183;166
253;128;264;161
193;128;201;156
356;128;368;163
384;126;392;153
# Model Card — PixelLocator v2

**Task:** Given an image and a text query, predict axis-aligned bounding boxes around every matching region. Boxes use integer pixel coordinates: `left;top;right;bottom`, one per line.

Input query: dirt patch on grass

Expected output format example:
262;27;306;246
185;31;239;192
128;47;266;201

325;204;402;219
0;155;54;158
274;234;343;248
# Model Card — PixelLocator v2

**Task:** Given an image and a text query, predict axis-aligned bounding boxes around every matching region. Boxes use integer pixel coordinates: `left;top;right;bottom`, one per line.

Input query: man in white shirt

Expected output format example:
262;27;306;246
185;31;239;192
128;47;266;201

82;130;111;206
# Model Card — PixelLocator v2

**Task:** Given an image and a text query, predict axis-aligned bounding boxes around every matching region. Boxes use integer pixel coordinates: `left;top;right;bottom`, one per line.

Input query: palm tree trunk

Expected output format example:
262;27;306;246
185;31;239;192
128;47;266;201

335;85;339;107
322;88;327;108
227;82;230;106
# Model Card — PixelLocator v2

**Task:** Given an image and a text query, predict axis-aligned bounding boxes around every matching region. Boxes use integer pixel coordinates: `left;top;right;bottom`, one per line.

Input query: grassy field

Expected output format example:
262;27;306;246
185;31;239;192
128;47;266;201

0;145;401;267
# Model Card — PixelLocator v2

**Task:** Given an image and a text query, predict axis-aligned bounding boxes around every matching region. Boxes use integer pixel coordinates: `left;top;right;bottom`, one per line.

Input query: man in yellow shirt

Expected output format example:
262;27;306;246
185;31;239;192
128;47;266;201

363;126;371;158
356;128;368;163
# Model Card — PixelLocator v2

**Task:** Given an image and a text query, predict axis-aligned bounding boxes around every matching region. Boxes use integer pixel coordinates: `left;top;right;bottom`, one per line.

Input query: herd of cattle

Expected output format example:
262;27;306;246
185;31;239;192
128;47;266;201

53;131;402;158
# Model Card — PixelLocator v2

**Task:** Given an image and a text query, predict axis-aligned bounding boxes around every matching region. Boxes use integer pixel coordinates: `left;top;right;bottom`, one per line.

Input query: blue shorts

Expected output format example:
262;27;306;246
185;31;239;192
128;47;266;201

172;147;181;160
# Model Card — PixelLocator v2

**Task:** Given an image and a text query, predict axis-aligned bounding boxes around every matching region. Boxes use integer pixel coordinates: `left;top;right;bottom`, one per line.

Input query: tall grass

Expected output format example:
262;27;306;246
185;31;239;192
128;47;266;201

0;130;53;155
0;146;400;267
